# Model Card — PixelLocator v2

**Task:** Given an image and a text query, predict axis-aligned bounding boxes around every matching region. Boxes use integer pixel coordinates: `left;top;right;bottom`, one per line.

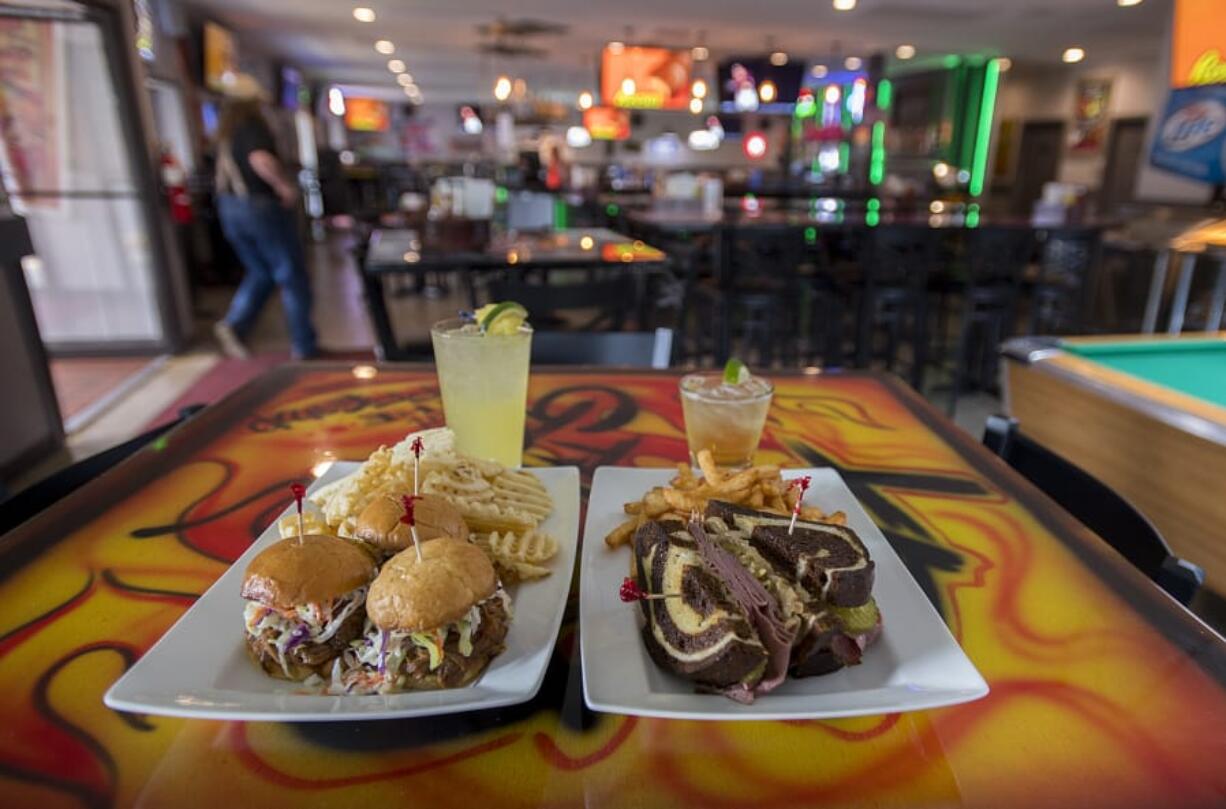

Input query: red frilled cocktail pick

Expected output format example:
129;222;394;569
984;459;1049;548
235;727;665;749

411;436;424;495
401;494;423;561
788;475;812;535
290;482;307;541
619;576;680;602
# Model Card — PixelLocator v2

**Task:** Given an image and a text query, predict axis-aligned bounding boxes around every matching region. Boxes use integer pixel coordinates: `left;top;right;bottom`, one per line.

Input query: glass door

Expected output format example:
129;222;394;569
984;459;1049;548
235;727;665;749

0;3;182;351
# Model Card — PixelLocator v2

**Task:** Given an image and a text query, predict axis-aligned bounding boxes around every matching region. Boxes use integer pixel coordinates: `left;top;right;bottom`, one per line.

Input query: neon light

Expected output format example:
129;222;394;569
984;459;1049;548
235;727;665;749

553;199;568;230
838;141;850;173
804;226;817;244
867;197;880;212
969;59;1001;197
495;186;509;204
606;203;620;217
966;203;981;229
869;121;886;185
876;79;892;111
944;55;960;69
866;210;880;227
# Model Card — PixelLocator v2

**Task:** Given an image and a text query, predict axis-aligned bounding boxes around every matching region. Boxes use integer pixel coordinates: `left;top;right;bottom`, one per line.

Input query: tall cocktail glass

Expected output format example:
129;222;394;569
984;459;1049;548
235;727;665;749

430;317;532;467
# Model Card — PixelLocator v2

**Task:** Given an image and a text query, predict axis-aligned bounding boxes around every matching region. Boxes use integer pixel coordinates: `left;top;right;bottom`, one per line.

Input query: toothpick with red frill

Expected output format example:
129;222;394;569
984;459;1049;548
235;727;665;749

788;475;812;535
290;483;307;544
400;494;423;561
411;436;424;496
619;577;681;602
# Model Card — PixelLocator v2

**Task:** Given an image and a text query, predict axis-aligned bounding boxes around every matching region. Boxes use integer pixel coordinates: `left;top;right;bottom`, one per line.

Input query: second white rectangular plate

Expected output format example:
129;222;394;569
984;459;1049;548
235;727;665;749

580;466;988;720
105;462;580;721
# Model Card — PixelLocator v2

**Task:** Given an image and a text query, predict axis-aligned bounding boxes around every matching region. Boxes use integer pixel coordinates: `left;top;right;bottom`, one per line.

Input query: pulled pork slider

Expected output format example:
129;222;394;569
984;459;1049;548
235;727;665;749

353;492;469;554
241;534;375;680
332;537;511;693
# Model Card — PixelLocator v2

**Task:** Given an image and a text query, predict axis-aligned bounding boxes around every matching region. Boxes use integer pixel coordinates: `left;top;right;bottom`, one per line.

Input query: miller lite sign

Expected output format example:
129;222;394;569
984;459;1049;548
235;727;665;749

1150;85;1226;184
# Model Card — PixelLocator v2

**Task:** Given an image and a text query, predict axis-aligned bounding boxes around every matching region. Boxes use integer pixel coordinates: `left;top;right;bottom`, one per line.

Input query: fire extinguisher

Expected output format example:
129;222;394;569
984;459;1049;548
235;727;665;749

160;148;193;225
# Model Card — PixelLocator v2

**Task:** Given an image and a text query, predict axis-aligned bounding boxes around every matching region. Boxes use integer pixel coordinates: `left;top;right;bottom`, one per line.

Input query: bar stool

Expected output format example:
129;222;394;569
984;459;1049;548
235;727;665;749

855;225;934;389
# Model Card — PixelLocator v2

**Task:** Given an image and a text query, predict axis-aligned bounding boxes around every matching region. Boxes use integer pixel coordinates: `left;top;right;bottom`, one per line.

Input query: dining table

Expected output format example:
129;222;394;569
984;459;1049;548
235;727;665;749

1;363;1224;809
362;227;670;360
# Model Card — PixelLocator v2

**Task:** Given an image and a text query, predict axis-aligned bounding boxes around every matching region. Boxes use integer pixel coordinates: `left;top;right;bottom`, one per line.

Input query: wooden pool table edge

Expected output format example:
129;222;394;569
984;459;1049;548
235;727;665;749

1002;336;1226;448
1002;339;1226;594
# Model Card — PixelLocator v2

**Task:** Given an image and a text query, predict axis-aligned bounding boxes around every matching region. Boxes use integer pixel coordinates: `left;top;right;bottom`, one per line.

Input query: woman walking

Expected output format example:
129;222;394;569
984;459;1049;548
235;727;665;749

212;75;318;359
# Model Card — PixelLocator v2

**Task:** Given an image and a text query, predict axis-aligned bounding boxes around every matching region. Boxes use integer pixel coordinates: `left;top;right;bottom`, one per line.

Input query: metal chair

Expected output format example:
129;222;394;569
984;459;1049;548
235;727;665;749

0;405;205;537
531;329;673;369
982;415;1204;605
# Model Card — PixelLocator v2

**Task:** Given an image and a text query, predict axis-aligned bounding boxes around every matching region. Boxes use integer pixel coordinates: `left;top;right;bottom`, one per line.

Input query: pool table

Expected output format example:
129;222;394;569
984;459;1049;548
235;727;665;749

1002;333;1226;594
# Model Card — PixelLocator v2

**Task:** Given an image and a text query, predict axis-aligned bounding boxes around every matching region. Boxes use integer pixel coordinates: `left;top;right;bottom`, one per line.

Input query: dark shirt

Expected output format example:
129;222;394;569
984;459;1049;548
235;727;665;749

229;117;279;199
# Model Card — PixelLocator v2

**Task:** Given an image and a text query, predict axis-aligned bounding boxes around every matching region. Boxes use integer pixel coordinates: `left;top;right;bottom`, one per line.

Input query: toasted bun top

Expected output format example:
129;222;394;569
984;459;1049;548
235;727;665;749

366;538;497;632
353;493;469;551
241;534;375;609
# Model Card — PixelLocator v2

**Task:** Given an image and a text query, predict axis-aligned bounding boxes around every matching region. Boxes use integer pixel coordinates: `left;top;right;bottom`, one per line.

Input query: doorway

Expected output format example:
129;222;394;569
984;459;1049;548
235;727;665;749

1012;121;1065;216
0;3;185;353
1099;117;1148;214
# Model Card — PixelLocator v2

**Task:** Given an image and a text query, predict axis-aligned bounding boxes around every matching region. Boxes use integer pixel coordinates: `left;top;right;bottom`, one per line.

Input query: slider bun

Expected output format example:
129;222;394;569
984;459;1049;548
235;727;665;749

354;493;469;551
241;534;374;609
367;538;497;632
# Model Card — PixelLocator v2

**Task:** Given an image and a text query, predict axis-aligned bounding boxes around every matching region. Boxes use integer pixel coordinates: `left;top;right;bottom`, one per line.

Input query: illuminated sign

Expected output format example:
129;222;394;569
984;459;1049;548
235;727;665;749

1171;0;1226;87
600;45;692;110
344;98;390;132
583;106;631;140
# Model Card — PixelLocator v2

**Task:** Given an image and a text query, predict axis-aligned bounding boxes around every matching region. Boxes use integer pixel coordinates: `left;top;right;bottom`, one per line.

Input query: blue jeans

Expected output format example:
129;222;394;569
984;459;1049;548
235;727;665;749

217;194;318;358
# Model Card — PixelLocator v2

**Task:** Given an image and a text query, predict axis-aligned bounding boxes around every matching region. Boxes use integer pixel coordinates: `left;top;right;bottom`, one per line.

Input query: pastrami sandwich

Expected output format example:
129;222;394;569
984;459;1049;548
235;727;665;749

353;491;469;555
630;502;882;702
241;534;376;680
330;538;511;694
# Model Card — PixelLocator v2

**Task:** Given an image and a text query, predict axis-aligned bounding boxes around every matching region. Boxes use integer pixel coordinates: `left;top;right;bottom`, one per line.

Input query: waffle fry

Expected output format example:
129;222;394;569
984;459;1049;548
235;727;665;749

604;453;839;549
492;471;553;522
487;528;558;565
474;529;558;583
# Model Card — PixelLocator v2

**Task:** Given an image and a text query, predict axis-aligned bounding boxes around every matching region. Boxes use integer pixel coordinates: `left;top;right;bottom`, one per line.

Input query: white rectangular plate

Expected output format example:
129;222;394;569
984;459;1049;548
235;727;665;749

580;467;988;720
105;462;580;721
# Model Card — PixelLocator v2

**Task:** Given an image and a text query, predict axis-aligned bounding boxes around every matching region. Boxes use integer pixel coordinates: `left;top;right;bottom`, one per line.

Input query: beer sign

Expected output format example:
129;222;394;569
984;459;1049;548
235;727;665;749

1149;85;1226;184
1171;0;1226;88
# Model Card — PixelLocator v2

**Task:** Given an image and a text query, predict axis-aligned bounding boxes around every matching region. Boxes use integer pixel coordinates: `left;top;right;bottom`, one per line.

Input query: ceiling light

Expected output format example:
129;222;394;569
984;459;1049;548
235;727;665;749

1062;47;1085;64
621;77;636;96
374;40;394;55
577;90;593;110
388;59;405;73
844;56;863;70
833;0;856;10
494;74;512;101
997;57;1012;72
691;78;707;98
1117;0;1142;5
352;7;375;23
895;44;916;60
608;41;625;53
397;72;414;86
759;80;777;103
692;45;709;61
770;51;788;67
811;64;828;78
689;96;703;114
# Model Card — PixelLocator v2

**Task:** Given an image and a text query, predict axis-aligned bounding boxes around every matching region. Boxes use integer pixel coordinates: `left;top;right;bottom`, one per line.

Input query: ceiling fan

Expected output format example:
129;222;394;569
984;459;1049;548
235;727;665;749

475;17;568;58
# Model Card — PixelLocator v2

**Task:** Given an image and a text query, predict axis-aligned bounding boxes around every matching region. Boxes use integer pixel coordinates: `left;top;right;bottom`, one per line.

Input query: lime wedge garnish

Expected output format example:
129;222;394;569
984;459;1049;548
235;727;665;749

479;301;529;335
723;357;750;384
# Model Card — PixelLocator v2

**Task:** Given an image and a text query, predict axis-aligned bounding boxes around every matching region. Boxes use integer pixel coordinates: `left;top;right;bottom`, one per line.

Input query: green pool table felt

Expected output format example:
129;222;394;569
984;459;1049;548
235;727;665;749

1061;339;1226;410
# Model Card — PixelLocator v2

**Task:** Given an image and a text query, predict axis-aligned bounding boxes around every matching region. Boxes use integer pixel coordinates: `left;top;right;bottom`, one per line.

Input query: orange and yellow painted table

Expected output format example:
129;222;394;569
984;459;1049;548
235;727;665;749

1;366;1224;809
